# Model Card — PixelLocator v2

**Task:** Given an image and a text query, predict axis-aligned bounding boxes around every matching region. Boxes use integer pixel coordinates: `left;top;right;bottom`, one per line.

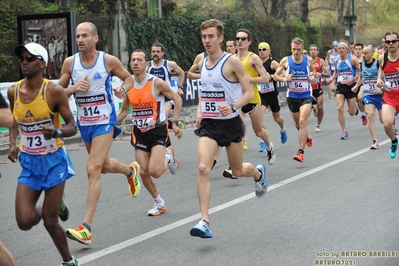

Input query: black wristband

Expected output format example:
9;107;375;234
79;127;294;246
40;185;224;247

178;85;183;89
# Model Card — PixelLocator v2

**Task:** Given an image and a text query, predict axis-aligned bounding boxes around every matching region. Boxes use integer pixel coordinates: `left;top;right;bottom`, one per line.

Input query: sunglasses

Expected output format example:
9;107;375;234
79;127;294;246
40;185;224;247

385;39;398;45
19;55;42;63
258;48;268;51
236;37;247;41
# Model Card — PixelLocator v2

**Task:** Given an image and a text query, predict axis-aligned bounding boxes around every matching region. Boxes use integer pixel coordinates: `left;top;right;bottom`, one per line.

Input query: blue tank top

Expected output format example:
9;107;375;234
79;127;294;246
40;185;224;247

286;56;311;99
336;57;356;84
147;59;172;87
361;59;379;96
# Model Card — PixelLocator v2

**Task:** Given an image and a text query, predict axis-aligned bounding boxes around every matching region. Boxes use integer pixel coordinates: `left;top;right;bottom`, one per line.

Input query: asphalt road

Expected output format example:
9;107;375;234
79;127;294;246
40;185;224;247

1;99;399;266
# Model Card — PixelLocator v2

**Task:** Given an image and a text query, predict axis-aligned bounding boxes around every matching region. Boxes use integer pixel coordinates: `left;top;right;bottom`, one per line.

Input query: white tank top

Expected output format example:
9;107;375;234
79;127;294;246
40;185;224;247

70;51;116;127
200;53;243;120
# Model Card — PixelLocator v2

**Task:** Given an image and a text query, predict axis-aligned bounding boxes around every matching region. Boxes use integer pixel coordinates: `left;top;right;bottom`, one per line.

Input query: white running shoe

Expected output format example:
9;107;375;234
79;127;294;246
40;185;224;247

166;147;180;174
148;202;167;216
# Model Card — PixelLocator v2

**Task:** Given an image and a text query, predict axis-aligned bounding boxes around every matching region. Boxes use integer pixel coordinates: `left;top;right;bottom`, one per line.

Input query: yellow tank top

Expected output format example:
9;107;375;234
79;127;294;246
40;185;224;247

236;52;261;104
13;79;64;155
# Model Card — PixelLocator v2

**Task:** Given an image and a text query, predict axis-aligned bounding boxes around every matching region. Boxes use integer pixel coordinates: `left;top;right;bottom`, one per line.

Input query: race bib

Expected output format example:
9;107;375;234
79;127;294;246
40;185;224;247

201;90;226;118
288;76;309;92
19;120;57;155
258;82;275;94
76;94;109;124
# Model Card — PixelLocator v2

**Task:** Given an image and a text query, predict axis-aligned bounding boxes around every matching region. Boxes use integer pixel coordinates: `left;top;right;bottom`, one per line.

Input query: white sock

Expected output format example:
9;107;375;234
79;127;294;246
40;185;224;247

165;152;172;162
155;195;164;204
64;256;75;264
280;127;285;133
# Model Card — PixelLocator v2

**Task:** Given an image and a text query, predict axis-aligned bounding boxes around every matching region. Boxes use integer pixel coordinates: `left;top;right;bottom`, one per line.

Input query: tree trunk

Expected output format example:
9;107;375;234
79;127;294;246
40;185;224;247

59;0;70;12
301;0;309;23
271;0;287;21
106;0;129;68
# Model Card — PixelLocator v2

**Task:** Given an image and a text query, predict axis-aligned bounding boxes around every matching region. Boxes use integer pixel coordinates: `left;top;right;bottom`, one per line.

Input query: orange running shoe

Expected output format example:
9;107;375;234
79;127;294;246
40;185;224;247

306;136;313;147
293;152;304;162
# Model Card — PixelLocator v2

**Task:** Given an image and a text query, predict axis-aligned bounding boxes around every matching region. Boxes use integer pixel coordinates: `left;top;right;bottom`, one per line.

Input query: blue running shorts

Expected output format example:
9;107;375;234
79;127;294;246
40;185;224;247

18;146;75;191
79;124;122;144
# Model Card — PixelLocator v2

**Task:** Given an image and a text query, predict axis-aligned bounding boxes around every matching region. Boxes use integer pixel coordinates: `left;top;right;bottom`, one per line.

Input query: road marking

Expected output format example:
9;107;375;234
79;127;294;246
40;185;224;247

78;139;391;264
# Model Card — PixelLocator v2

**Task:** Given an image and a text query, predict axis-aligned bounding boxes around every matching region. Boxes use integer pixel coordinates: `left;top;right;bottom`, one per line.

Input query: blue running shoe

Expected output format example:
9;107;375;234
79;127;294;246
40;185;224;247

259;141;266;152
255;164;268;198
340;131;348;140
389;141;398;159
190;220;213;238
280;129;288;144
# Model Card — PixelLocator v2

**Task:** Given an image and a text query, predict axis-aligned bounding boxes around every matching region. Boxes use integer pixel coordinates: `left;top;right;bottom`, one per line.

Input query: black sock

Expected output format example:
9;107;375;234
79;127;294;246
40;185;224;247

298;149;304;154
393;138;398;144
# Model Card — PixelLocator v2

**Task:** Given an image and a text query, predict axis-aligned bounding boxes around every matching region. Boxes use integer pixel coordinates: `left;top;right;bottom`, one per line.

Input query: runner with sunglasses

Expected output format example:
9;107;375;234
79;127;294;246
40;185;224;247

377;31;399;158
257;42;288;143
8;43;79;266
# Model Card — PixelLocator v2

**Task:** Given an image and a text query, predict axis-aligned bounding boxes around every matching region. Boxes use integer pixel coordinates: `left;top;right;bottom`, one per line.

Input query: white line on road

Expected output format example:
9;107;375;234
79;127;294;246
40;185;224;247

78;139;391;264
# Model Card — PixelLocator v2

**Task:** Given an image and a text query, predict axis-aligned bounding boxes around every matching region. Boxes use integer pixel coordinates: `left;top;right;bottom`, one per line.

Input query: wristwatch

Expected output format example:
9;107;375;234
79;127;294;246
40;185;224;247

230;104;238;112
53;127;62;138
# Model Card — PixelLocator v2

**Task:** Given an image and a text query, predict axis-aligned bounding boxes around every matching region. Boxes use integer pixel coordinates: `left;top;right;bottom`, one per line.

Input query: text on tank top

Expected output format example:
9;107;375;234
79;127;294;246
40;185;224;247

258;58;276;94
286;56;310;93
127;73;166;132
200;53;243;119
13;79;63;155
311;57;322;89
382;52;399;91
361;59;379;94
71;51;115;126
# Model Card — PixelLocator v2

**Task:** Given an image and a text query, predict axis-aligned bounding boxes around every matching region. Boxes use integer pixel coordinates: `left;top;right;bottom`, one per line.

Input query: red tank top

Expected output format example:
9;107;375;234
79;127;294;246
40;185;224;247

311;57;322;89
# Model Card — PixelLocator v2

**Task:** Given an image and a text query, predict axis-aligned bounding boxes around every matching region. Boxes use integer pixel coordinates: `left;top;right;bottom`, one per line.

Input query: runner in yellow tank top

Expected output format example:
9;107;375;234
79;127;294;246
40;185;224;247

238;52;262;104
233;29;276;163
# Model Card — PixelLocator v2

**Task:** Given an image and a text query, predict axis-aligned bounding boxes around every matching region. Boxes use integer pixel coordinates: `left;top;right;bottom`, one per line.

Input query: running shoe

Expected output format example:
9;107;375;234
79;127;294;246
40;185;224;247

177;121;184;139
166;147;180;174
243;139;248;150
62;260;79;266
127;162;141;198
315;125;321;132
222;167;237;179
355;106;359;116
259;141;266;152
255;163;268;198
190;220;213;238
148;202;167;216
280;129;288;144
370;140;379;150
306;136;313;147
340;131;348;140
66;224;92;245
293;152;304;163
361;115;368;126
59;198;69;222
389;141;398;159
313;105;318;117
267;143;276;165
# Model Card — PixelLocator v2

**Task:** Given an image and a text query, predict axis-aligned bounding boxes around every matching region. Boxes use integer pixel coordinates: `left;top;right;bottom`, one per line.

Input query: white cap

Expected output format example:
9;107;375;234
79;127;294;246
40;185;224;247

14;43;48;67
